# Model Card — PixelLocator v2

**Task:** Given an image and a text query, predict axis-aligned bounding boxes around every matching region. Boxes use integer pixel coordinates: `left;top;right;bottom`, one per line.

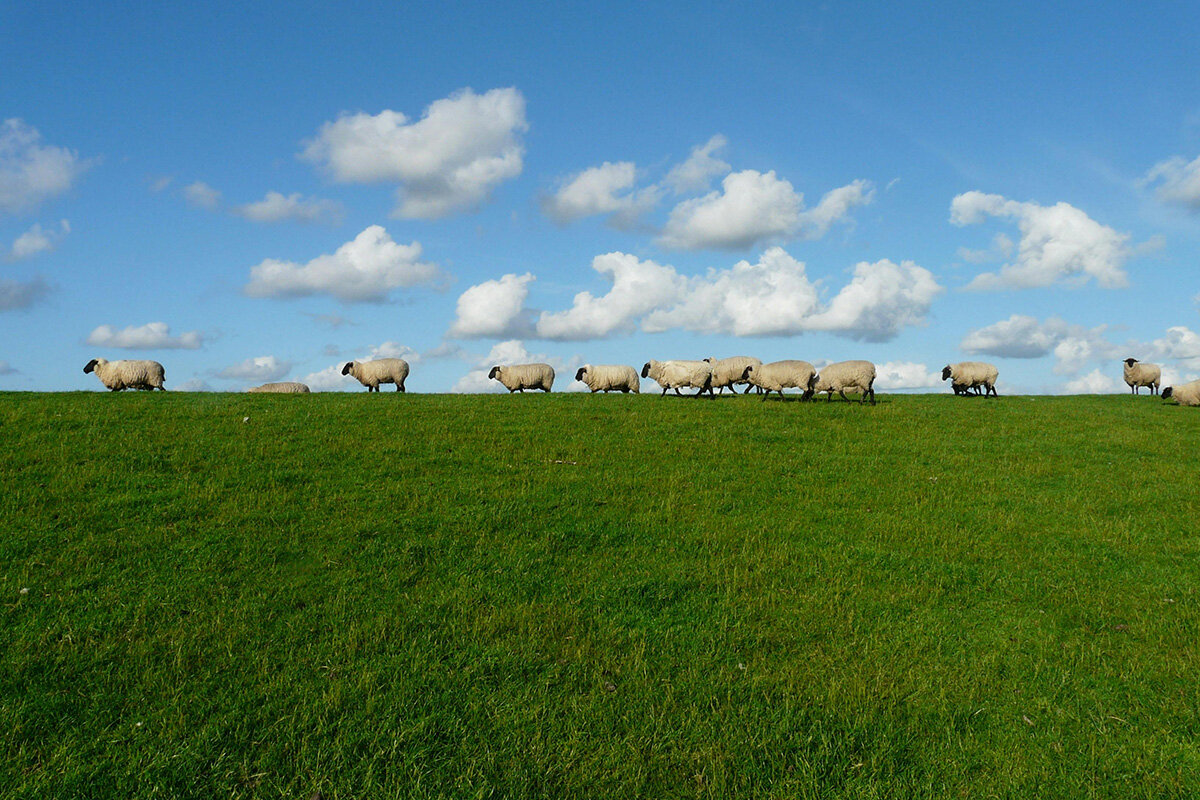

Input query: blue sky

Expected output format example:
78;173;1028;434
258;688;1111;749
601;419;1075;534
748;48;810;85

3;0;1199;393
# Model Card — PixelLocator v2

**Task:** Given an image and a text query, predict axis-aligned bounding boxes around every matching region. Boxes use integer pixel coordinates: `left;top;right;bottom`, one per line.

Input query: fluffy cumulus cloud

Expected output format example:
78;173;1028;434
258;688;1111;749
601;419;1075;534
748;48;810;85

874;361;944;390
641;248;819;336
451;339;582;393
1147;326;1200;369
86;321;204;350
183;181;221;210
1143;155;1200;210
235;191;343;224
664;135;731;194
951;192;1132;289
538;253;685;340
0;276;52;311
805;259;942;342
244;225;444;303
0;119;89;214
540;161;660;228
216;355;293;382
1063;369;1122;394
300;87;527;219
9;220;68;260
659;171;872;251
449;272;536;338
455;248;939;343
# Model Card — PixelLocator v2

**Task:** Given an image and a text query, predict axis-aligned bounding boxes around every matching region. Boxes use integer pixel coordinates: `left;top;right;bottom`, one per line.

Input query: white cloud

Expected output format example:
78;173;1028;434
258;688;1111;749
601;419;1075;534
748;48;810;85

235;191;343;224
960;314;1119;374
951;192;1132;289
641;247;818;337
448;272;535;338
8;220;68;260
1147;326;1200;369
805;259;942;342
1063;369;1122;394
244;225;444;302
0;276;52;311
957;232;1013;264
149;175;173;193
1143;155;1200;210
216;355;292;382
368;340;421;363
86;321;204;350
874;361;943;390
664;135;731;194
0;119;89;214
300;87;527;219
540;161;660;228
659;171;872;250
452;339;582;393
539;253;685;340
477;248;937;343
175;379;215;392
183;181;221;210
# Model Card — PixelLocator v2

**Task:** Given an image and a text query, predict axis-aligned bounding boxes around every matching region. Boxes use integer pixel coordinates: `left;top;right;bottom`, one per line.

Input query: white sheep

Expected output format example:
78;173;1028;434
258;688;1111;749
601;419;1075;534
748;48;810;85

813;360;876;404
704;356;762;394
248;382;310;393
743;360;817;401
640;359;714;398
341;359;410;392
574;364;640;393
1162;380;1200;407
83;358;166;391
489;363;555;393
942;362;999;397
1123;358;1161;395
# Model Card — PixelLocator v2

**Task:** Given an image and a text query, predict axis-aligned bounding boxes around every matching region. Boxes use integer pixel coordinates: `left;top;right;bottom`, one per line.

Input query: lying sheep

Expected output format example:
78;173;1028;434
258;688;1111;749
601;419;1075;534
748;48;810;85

248;382;310;393
83;358;166;391
813;360;876;405
743;360;817;401
942;362;999;397
641;359;714;398
705;356;762;394
341;359;409;392
489;363;555;393
574;364;639;393
1123;358;1161;395
1162;380;1200;407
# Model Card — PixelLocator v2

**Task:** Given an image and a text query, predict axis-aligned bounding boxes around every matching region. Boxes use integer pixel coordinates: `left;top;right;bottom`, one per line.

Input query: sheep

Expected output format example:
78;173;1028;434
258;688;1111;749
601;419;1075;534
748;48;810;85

742;360;817;401
1162;380;1200;407
640;359;714;398
341;359;409;392
489;363;555;393
82;358;166;391
942;362;999;397
704;356;762;394
574;364;640;394
248;382;310;393
1123;358;1161;395
813;360;876;405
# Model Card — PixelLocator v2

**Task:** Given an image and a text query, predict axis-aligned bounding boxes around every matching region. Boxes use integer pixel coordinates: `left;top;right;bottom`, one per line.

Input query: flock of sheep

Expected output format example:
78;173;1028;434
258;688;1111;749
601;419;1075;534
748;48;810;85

79;354;1198;404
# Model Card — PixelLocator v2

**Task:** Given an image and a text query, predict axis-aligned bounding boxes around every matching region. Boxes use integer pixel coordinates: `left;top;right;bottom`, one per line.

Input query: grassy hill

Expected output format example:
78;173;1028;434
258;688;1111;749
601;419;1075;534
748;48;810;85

2;391;1198;798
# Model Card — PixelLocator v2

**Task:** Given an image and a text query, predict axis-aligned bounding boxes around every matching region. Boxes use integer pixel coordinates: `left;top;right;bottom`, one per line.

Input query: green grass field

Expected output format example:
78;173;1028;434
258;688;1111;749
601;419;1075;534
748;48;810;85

2;391;1199;798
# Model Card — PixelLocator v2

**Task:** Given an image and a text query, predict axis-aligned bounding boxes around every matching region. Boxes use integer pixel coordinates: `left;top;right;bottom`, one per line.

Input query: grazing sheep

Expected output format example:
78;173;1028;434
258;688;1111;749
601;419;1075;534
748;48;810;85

574;364;640;393
83;358;166;391
641;359;714;398
489;363;555;393
942;362;999;397
1162;380;1200;407
341;359;409;392
743;360;817;401
813;360;876;405
705;356;762;394
1123;358;1161;395
248;382;310;393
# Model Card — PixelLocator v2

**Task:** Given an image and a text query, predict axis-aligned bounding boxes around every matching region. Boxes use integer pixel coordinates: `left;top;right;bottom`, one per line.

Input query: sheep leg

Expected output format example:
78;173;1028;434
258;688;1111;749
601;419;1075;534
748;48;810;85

660;387;668;397
839;389;850;402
